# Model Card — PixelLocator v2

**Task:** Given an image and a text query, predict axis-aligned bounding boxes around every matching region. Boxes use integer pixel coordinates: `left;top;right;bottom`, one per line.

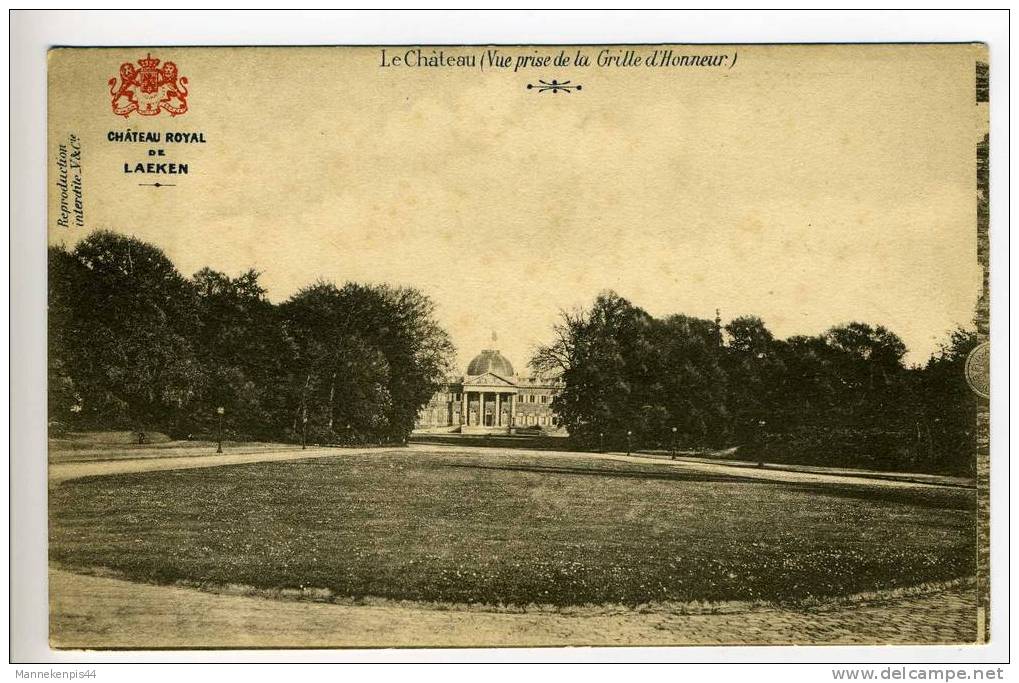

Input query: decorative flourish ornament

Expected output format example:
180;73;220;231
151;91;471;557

526;79;582;94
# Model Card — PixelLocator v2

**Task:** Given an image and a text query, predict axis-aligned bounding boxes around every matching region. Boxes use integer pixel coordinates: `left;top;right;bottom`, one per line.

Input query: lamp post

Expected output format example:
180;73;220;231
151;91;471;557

301;411;308;450
757;419;767;468
626;430;632;456
599;432;604;453
671;426;678;460
216;406;224;454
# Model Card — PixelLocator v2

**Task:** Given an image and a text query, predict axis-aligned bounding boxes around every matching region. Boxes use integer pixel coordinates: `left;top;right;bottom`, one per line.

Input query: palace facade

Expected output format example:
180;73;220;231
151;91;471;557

414;346;563;435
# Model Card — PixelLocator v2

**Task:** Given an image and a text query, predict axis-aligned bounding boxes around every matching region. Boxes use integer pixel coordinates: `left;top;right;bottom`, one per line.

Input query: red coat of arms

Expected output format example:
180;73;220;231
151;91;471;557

108;54;189;117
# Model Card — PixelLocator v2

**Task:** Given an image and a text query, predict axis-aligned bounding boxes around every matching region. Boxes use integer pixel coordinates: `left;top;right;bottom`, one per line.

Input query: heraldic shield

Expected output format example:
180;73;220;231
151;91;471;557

109;53;189;117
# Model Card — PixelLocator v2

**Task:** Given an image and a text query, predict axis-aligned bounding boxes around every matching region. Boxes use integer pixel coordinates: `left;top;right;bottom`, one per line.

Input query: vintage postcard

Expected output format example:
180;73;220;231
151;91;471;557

46;44;989;649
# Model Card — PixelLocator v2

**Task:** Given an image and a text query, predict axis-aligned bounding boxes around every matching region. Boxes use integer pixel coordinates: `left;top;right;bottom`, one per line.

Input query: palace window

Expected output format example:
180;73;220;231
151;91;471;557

540;395;548;404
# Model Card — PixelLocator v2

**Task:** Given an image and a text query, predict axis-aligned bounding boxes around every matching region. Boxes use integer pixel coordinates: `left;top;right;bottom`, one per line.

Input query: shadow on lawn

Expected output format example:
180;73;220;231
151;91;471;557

444;461;753;485
441;461;976;512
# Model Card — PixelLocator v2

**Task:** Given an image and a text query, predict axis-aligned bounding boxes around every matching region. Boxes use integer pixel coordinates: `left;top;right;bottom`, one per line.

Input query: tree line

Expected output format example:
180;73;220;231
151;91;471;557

530;291;980;475
49;231;454;445
49;233;979;475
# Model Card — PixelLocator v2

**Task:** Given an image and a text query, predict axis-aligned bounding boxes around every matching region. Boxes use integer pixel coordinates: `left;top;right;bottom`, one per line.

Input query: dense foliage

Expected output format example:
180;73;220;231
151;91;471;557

531;291;980;475
49;232;454;444
49;234;979;473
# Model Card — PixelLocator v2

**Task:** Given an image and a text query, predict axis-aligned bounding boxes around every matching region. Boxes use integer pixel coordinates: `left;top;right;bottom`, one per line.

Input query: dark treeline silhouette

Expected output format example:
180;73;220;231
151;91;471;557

531;292;978;476
49;235;978;474
49;231;454;445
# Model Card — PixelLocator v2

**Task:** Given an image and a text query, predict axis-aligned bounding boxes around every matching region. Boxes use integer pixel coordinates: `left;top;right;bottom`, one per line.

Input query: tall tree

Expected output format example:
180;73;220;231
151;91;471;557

56;232;203;434
723;315;780;442
189;267;292;440
531;292;730;449
280;281;452;443
48;245;85;430
653;314;729;446
912;327;979;474
823;322;909;421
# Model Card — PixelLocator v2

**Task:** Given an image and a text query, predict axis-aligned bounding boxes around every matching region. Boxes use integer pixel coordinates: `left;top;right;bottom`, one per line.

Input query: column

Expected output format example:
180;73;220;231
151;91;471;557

510;393;516;430
480;392;486;426
495;393;502;426
460;390;467;425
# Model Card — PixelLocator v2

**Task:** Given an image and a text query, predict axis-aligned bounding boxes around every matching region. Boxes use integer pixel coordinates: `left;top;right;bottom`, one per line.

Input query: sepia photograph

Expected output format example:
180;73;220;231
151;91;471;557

17;15;1000;662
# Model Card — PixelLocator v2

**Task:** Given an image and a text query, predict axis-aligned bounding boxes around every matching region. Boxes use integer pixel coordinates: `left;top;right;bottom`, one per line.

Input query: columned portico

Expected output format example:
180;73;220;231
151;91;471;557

461;383;517;434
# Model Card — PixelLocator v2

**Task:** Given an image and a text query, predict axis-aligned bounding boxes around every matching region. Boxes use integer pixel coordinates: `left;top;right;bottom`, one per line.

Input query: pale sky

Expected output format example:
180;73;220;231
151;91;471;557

49;45;985;371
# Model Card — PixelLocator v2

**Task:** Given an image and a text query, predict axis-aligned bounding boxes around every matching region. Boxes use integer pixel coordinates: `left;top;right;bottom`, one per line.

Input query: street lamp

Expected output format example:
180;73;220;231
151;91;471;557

301;411;308;450
671;426;678;460
216;406;224;453
599;432;604;453
626;430;632;456
757;419;767;468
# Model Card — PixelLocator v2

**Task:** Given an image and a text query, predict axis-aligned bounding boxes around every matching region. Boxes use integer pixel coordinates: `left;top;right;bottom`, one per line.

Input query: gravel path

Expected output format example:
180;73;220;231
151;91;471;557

50;442;970;491
48;446;372;485
49;569;977;648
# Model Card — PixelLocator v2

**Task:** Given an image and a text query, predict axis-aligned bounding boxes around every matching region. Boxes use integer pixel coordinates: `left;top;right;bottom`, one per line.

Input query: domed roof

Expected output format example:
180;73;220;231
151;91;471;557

466;349;515;378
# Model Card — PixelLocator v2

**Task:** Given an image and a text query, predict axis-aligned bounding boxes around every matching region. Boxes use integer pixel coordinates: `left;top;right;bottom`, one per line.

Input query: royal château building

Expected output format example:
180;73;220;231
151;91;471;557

414;345;563;435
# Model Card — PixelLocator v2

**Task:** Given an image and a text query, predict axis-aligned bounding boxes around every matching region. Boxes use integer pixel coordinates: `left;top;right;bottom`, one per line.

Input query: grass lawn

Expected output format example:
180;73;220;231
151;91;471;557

49;448;976;607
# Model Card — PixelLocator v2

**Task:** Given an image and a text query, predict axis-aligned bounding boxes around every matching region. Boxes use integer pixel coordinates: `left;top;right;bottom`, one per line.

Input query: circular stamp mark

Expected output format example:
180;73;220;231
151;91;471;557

965;341;990;400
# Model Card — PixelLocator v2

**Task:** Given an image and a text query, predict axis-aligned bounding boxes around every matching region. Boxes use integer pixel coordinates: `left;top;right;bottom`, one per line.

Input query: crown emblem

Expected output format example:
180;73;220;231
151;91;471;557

137;53;161;69
108;53;189;118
